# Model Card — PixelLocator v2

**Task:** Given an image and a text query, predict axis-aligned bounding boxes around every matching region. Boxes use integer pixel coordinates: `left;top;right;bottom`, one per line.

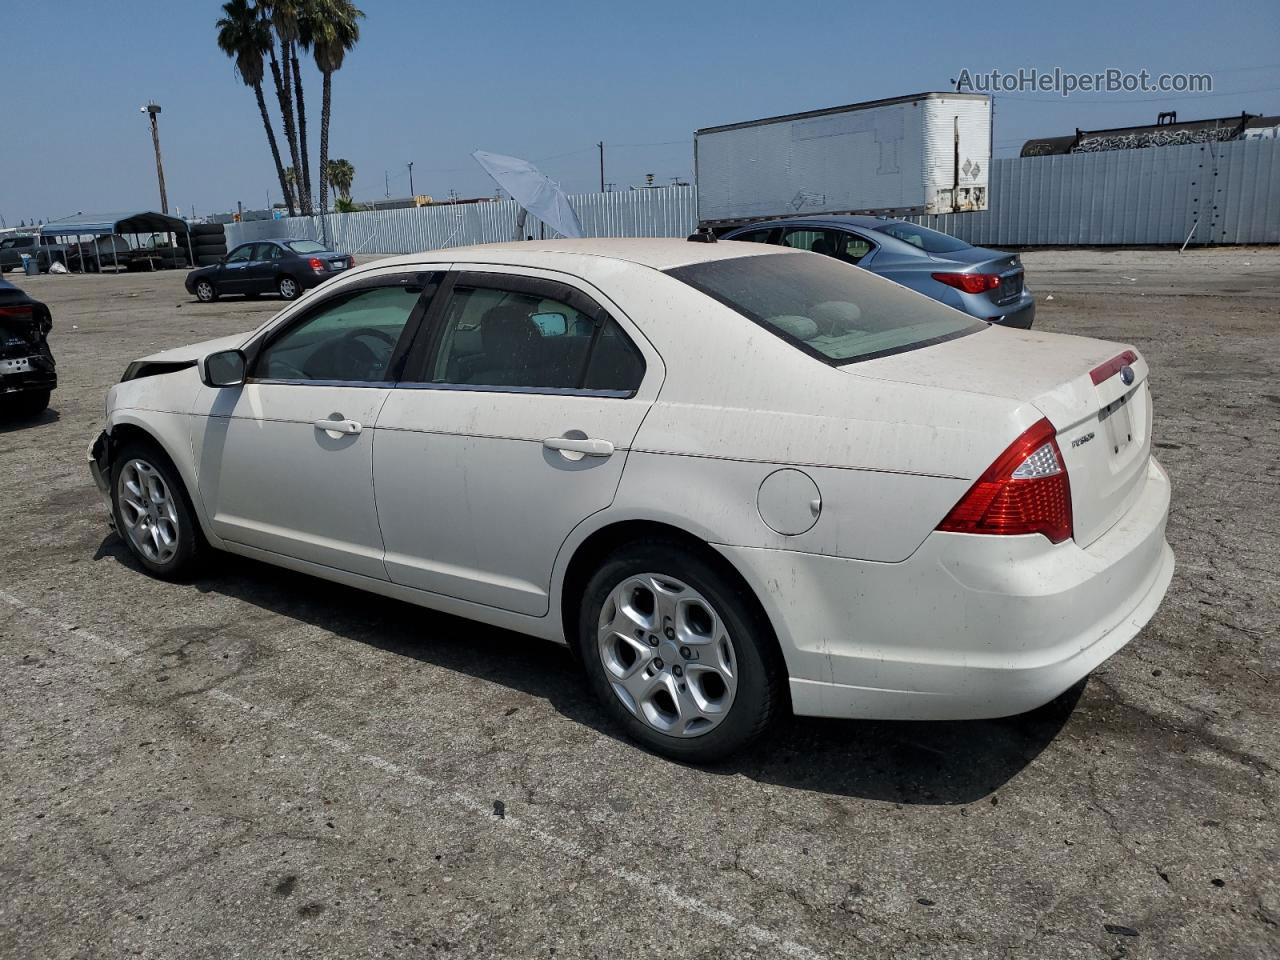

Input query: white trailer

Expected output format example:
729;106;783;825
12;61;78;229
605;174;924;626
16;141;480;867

694;92;991;227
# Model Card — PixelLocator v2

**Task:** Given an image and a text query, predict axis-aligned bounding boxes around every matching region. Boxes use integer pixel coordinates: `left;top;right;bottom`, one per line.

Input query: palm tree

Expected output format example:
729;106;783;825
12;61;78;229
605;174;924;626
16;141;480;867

326;158;355;201
216;0;296;215
310;0;363;214
264;0;313;213
258;1;309;214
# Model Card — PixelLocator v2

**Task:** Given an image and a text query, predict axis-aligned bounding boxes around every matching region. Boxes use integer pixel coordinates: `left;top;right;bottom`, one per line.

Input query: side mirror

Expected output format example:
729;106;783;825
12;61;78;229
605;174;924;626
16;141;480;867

199;349;247;388
530;311;568;337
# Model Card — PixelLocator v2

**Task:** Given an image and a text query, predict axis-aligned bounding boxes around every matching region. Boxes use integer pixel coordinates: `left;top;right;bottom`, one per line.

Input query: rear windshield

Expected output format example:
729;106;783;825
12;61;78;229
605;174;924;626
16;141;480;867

285;240;328;254
872;221;970;253
667;253;983;364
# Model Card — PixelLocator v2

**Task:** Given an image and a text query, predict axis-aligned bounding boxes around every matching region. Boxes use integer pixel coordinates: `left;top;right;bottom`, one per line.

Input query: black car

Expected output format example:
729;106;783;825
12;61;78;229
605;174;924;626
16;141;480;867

184;238;353;303
0;276;56;417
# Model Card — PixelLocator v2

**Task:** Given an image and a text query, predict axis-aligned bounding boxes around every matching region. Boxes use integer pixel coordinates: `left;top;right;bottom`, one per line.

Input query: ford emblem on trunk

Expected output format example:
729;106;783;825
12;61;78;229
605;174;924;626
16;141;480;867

1120;365;1135;385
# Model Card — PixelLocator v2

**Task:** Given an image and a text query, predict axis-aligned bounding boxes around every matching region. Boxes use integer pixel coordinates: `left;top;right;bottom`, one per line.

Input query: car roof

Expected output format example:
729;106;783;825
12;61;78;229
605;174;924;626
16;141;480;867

367;237;798;273
729;215;899;232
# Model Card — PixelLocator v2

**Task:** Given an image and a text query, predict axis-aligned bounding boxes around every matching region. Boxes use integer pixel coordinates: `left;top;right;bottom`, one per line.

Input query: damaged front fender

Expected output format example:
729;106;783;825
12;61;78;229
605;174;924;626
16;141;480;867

87;430;116;530
88;430;112;495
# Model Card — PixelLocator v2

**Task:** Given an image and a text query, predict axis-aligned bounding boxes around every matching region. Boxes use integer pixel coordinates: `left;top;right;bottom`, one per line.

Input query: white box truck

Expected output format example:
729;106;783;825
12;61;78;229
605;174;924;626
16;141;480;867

694;92;991;227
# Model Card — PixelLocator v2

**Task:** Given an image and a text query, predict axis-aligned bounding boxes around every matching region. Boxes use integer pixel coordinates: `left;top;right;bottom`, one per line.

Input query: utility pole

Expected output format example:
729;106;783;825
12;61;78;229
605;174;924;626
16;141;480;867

141;102;169;214
408;161;415;198
597;141;605;193
385;171;390;199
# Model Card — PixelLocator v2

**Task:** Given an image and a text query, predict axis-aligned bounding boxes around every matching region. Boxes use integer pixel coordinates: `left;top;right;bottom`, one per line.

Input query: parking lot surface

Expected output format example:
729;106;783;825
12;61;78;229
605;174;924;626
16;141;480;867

2;247;1277;959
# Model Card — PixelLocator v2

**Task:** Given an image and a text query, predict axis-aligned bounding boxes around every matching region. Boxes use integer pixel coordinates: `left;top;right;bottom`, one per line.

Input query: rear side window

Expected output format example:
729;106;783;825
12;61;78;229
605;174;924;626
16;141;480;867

667;254;983;365
425;283;644;394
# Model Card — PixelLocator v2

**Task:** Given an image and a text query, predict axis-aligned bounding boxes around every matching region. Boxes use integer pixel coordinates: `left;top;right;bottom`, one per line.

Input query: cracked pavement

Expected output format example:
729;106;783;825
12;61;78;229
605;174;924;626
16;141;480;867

1;247;1277;958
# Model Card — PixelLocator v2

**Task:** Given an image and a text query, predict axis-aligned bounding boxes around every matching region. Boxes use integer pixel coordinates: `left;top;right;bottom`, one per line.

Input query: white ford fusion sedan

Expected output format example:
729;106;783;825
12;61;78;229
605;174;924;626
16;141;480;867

89;238;1173;761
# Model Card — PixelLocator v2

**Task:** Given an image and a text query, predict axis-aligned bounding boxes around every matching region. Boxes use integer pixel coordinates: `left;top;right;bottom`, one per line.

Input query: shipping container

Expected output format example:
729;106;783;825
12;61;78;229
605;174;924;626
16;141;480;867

694;92;992;227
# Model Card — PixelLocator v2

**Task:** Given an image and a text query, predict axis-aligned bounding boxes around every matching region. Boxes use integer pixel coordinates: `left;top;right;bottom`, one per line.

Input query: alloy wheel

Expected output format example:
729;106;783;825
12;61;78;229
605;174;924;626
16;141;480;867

196;281;214;302
597;573;738;738
117;458;181;565
279;277;298;299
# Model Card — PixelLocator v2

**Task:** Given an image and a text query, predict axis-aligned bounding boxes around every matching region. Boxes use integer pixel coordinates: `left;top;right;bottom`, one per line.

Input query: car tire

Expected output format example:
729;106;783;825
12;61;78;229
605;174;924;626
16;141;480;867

195;241;228;256
576;539;785;762
7;389;51;418
111;440;204;581
191;223;225;238
277;275;300;300
194;279;218;302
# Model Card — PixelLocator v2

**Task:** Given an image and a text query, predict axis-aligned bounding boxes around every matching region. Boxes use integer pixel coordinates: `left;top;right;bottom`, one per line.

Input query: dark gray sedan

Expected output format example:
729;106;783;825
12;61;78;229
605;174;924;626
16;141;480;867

185;238;353;303
722;216;1035;328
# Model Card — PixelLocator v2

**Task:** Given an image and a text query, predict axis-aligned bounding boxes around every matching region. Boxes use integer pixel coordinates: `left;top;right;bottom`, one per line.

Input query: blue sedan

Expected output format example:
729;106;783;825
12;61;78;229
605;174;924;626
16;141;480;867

722;216;1035;328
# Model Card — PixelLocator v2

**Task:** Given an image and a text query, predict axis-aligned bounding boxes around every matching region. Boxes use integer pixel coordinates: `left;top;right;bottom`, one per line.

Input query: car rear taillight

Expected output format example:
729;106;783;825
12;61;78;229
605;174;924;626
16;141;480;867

932;272;1001;294
937;418;1073;543
0;305;34;321
346;255;355;268
309;257;325;273
1089;350;1138;385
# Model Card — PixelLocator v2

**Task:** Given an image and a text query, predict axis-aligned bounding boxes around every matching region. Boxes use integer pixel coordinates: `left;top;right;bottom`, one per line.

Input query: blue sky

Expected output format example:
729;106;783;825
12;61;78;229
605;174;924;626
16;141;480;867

2;0;1277;223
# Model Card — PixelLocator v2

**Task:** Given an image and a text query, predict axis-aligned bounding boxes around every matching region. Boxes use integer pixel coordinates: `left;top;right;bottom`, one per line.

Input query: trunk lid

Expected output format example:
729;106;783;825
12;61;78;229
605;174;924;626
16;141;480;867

932;248;1025;306
0;302;45;360
847;326;1152;547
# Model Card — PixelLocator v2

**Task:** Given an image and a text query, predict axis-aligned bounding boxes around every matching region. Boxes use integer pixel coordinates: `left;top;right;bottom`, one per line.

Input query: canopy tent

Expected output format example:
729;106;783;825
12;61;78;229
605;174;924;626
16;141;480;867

39;211;192;273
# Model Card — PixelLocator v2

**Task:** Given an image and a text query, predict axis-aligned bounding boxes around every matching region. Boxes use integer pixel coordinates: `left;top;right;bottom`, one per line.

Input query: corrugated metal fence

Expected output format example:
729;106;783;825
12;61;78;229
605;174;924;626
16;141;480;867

916;136;1279;246
225;187;700;253
226;138;1278;252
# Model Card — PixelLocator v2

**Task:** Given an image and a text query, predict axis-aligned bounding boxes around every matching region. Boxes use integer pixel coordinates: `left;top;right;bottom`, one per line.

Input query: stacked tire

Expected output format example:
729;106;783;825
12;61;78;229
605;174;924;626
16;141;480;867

192;223;228;267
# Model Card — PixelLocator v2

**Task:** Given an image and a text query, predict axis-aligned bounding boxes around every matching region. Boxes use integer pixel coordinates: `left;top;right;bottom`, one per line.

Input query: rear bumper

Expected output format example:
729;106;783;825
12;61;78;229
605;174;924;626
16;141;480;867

1;358;57;395
718;456;1173;721
980;295;1035;329
299;268;345;289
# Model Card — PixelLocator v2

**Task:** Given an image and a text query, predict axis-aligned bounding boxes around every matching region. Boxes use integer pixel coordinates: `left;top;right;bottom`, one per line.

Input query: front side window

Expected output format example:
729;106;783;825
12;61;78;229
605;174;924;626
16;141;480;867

254;285;421;382
226;244;253;263
781;228;872;265
667;253;983;365
427;283;643;393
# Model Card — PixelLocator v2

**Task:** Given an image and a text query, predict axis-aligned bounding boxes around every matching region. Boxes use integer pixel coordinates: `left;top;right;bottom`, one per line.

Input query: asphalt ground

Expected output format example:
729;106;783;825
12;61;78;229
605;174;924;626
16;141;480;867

1;246;1277;959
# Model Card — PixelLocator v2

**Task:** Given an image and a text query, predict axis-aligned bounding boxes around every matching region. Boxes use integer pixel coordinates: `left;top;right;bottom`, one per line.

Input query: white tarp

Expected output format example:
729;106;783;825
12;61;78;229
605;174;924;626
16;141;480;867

472;151;584;239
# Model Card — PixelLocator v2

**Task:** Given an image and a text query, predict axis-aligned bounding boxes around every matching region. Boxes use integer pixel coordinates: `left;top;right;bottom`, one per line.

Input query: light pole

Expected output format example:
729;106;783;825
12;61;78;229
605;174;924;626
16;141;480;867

140;102;169;214
408;161;415;198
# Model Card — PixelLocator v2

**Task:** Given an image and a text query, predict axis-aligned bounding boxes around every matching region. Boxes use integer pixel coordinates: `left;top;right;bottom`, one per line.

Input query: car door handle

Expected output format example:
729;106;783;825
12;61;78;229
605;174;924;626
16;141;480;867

314;418;362;435
543;436;614;457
